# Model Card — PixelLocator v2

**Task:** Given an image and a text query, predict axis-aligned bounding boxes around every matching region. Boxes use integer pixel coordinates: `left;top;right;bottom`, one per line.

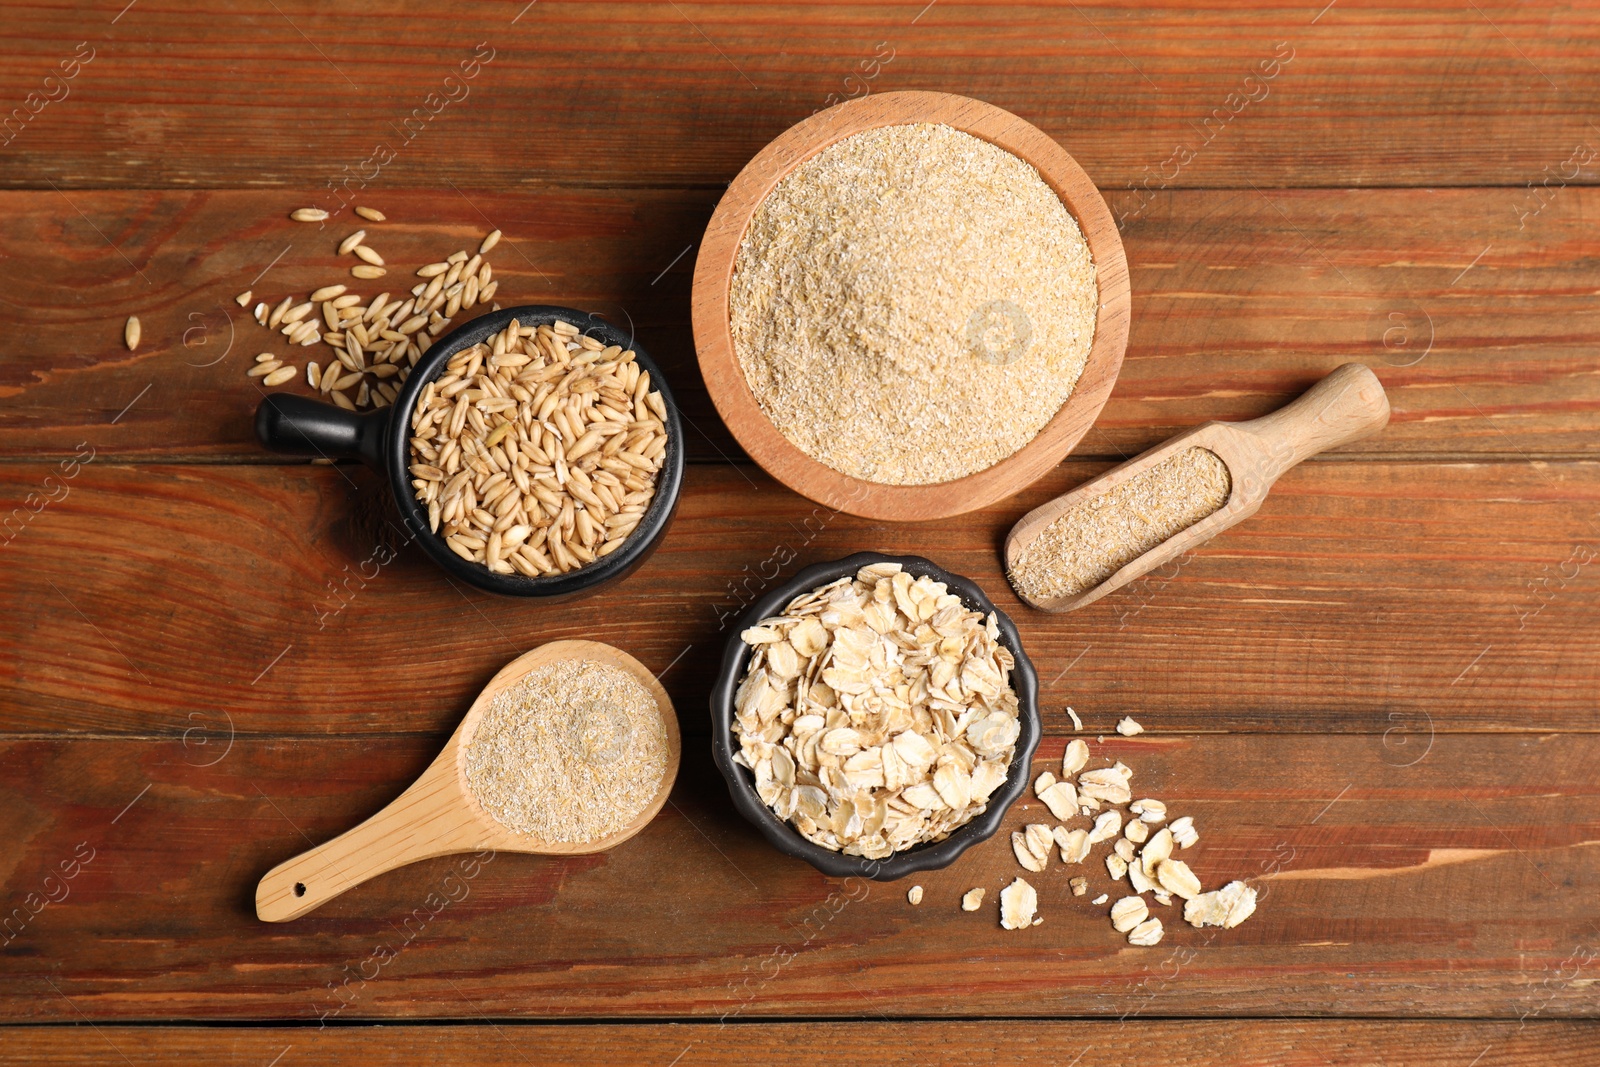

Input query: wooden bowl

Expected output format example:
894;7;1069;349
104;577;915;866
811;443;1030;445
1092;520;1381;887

691;90;1130;522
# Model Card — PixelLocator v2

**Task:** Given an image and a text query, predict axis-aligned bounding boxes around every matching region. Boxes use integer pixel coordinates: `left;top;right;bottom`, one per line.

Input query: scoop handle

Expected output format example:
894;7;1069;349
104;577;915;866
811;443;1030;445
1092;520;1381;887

1235;363;1391;477
255;393;389;468
255;762;488;922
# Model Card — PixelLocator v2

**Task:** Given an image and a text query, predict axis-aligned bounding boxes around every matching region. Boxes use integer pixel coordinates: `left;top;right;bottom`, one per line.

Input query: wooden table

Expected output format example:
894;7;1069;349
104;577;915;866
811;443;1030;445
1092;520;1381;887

3;2;1598;1063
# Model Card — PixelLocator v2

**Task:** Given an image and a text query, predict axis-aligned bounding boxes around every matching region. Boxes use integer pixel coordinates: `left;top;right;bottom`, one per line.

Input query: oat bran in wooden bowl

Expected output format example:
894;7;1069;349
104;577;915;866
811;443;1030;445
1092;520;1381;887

691;91;1130;522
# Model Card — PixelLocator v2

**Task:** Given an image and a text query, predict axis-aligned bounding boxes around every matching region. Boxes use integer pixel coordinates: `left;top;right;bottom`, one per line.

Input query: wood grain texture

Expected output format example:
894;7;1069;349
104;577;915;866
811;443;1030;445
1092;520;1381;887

2;733;1596;1020
2;1;1597;190
2;459;1596;737
1;187;1596;462
3;1021;1598;1065
691;90;1130;520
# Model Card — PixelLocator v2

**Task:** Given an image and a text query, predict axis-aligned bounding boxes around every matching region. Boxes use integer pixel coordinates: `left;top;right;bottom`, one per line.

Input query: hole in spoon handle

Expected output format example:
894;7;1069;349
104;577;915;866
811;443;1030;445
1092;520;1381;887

254;772;487;922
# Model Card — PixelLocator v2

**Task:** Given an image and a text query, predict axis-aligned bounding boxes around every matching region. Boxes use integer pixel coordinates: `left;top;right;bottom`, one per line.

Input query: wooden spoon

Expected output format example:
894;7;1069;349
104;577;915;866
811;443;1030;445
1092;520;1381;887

1005;363;1391;613
255;640;680;922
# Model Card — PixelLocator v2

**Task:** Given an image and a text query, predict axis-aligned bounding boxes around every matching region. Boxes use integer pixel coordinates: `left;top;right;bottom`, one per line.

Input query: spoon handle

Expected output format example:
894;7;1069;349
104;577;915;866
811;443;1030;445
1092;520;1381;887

1234;363;1391;478
255;764;488;922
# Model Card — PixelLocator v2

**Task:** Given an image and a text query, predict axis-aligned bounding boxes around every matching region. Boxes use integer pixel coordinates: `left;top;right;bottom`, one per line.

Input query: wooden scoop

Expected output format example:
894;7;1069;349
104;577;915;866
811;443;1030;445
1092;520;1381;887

255;640;680;922
1005;363;1391;613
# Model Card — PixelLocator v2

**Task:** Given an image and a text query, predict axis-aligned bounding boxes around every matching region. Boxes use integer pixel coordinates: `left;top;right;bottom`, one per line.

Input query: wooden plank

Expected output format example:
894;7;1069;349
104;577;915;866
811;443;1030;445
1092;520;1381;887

1;187;1598;462
2;459;1597;737
3;1021;1597;1065
1;733;1596;1020
2;2;1597;190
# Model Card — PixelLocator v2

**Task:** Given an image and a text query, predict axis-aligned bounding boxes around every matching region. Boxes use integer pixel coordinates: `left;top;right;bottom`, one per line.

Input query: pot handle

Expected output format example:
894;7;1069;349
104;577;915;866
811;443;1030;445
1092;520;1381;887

254;394;389;469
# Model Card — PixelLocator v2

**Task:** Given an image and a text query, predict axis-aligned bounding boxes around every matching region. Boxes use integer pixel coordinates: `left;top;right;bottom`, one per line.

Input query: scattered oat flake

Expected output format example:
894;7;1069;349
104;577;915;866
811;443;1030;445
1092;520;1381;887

1171;815;1199;848
1054;826;1090;864
1090;893;1108;906
1116;716;1144;736
1012;831;1046;872
1185;880;1257;929
961;887;986;912
1066;706;1083;731
1128;917;1164;946
999;877;1038;930
1127;856;1155;895
1132;798;1167;824
1069;876;1088;897
1110;895;1148;933
907;885;923;906
1062;738;1089;776
1140;827;1174;877
1079;765;1131;805
1038;780;1078;821
1155;857;1202;900
1087;810;1122;845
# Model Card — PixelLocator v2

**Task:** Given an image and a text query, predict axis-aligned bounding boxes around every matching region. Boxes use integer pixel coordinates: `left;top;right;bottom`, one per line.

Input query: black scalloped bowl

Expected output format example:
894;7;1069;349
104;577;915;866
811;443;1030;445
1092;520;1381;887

709;552;1041;881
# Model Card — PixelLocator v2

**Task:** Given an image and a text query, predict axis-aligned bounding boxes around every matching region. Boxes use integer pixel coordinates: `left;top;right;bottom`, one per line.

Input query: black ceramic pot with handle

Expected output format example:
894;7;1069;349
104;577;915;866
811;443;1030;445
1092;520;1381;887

255;305;683;599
